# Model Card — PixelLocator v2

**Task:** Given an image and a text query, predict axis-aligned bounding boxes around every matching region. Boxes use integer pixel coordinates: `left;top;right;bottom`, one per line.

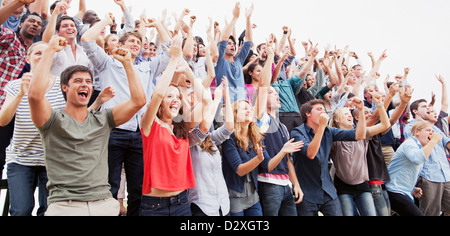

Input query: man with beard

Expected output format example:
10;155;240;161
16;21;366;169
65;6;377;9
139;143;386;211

0;0;43;177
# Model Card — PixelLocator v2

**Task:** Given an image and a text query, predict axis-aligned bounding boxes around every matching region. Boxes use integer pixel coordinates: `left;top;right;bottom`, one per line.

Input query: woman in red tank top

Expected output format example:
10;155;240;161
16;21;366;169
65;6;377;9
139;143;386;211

138;35;198;216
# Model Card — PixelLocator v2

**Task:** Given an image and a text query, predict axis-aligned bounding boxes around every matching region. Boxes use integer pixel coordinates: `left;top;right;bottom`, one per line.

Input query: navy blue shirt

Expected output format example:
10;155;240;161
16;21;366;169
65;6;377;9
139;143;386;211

291;124;356;204
222;133;270;193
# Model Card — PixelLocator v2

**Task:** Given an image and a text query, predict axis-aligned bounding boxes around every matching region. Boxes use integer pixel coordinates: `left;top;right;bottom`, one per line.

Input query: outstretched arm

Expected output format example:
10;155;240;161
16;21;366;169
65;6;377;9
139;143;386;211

220;2;240;41
436;75;448;113
140;35;183;136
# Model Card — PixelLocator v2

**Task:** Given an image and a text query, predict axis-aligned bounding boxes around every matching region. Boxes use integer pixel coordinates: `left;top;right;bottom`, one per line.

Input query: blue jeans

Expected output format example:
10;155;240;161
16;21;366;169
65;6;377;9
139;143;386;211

6;163;48;216
139;191;191;216
338;192;377;216
108;129;144;216
296;192;343;216
230;201;263;216
258;182;297;216
370;184;391;216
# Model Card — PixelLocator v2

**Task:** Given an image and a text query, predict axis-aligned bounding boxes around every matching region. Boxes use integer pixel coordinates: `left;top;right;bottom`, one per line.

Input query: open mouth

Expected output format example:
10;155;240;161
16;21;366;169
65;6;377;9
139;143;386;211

78;90;89;99
169;104;179;113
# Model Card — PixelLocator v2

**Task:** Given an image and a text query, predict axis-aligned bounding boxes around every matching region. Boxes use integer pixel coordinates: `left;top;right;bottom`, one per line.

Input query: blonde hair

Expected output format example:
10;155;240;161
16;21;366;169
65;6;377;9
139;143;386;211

330;107;351;128
411;120;431;136
27;41;47;56
232;99;263;152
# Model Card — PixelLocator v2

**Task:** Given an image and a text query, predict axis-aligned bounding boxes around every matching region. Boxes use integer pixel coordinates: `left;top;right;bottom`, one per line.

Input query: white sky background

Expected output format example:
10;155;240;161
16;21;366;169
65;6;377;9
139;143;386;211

67;0;450;110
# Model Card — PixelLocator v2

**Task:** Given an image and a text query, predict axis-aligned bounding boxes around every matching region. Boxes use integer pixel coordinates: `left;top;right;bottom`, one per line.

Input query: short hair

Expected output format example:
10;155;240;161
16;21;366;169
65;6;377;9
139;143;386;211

228;35;236;46
27;41;47;56
256;43;266;52
17;12;43;34
409;99;427;119
56;15;77;32
118;31;143;45
60;65;93;101
352;64;362;70
411;120;431;136
300;99;325;124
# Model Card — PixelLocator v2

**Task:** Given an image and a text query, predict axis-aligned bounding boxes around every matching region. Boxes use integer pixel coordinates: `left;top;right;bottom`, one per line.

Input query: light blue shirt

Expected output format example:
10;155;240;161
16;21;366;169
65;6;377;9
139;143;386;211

386;137;427;201
82;40;171;131
403;119;450;182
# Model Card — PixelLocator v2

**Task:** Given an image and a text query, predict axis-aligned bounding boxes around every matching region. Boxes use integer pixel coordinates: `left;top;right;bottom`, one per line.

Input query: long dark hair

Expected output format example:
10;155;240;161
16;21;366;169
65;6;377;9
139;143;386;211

157;85;189;140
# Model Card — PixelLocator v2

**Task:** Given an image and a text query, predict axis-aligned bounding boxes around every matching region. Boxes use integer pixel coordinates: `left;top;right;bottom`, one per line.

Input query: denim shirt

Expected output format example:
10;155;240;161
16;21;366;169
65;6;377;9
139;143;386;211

386;137;427;201
290;123;356;204
214;40;253;102
222;133;270;193
82;40;171;132
403;119;450;182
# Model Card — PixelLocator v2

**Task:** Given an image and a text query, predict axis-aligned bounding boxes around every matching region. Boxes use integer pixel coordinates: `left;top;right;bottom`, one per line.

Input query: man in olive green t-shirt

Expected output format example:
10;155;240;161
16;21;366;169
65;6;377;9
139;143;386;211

27;35;147;216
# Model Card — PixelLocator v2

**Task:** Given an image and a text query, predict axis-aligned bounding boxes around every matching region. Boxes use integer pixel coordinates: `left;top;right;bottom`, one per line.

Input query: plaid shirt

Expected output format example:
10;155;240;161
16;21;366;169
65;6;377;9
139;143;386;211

0;26;27;110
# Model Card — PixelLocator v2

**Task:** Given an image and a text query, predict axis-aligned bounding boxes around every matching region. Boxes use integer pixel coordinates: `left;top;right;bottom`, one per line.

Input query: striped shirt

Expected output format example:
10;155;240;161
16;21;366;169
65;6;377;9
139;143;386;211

4;76;66;166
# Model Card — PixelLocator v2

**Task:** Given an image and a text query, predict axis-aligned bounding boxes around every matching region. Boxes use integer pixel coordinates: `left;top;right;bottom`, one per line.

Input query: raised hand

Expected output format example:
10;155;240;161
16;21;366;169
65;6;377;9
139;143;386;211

53;1;70;15
319;113;329;128
97;85;116;104
112;48;132;63
245;3;254;19
19;73;32;96
352;97;365;111
429;131;443;143
282;138;304;154
232;2;241;19
255;143;264;162
48;35;67;52
399;84;414;104
168;34;183;59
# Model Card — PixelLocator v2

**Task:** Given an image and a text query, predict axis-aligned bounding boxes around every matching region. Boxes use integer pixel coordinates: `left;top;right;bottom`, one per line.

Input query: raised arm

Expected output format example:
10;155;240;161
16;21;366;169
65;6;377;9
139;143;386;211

352;97;367;140
81;13;113;42
220;2;240;41
366;49;388;85
140;35;183;136
254;43;274;120
366;93;390;136
42;0;69;43
0;0;35;25
244;3;253;42
28;35;66;128
74;0;86;19
436;75;448;113
144;18;171;44
111;48;146;126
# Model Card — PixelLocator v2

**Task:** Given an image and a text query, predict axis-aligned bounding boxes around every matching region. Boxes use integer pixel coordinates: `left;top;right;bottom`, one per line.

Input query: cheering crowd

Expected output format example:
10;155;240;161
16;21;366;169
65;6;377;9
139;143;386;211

0;0;449;216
